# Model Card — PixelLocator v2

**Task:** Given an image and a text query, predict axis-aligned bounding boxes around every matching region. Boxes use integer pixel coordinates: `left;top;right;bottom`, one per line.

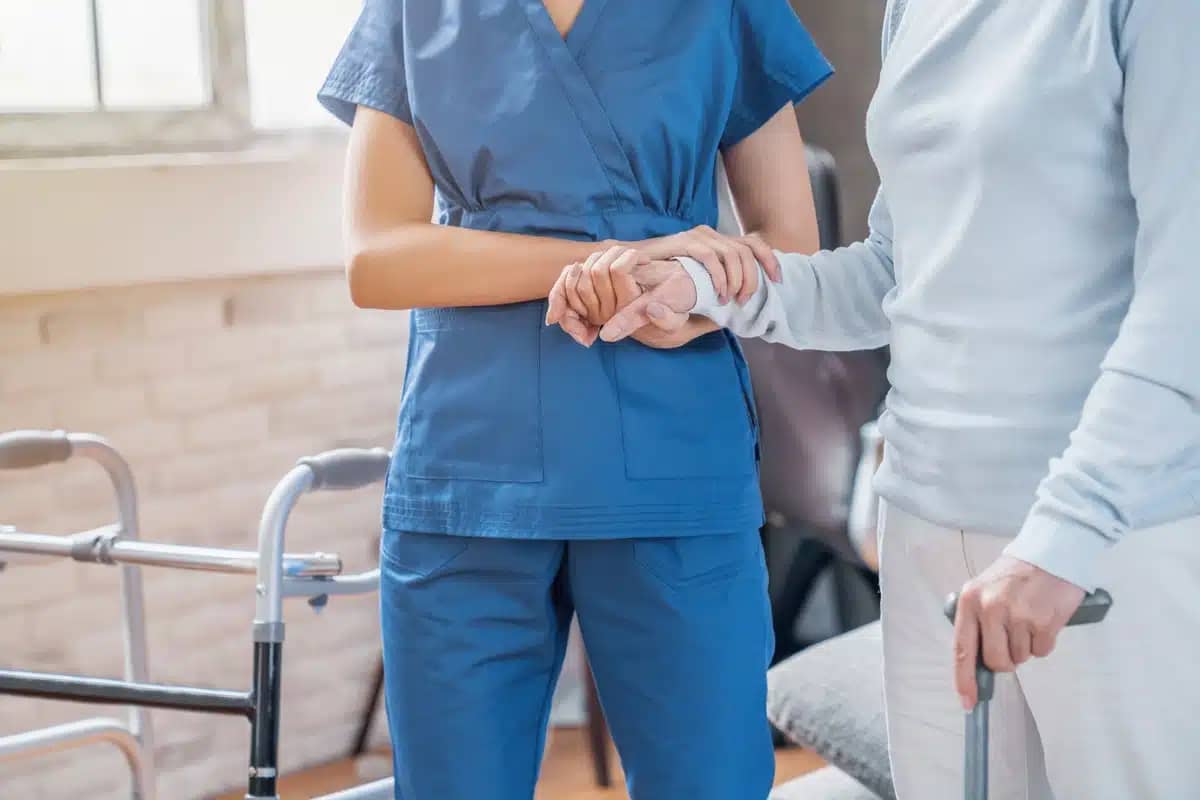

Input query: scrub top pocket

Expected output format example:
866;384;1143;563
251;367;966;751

399;303;544;483
615;332;757;480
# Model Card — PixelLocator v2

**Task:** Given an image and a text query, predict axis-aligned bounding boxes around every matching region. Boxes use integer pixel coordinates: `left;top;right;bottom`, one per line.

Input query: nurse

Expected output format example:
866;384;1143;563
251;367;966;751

317;2;831;798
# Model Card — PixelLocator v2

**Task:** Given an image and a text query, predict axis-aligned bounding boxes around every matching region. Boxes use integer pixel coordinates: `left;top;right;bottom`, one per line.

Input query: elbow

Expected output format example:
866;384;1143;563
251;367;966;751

345;245;416;310
345;247;377;309
756;224;820;257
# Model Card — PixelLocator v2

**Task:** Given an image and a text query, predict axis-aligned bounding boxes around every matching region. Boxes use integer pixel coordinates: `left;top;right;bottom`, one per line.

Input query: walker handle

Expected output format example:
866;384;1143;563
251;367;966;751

296;448;390;491
0;430;73;470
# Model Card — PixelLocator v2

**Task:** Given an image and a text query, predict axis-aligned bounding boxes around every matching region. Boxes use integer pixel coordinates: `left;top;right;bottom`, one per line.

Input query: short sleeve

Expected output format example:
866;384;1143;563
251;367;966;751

317;0;411;127
721;0;834;148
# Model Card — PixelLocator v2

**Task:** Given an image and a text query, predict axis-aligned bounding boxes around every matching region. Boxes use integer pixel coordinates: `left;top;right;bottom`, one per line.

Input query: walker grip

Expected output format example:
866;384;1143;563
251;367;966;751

296;448;390;491
0;430;73;470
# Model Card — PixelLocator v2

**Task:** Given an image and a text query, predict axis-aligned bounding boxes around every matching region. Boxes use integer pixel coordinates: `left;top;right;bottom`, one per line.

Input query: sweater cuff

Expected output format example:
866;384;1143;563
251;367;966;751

675;257;721;316
1002;512;1113;592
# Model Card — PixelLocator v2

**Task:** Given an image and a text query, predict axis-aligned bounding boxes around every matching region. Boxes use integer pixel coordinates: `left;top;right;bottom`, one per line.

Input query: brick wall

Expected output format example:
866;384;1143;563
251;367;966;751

0;271;408;799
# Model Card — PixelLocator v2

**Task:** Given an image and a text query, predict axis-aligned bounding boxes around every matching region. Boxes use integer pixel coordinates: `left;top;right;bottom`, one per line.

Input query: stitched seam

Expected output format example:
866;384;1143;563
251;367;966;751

568;60;644;213
529;589;567;791
566;0;609;58
517;11;623;209
960;530;977;578
322;65;412;120
730;0;830;96
378;533;469;578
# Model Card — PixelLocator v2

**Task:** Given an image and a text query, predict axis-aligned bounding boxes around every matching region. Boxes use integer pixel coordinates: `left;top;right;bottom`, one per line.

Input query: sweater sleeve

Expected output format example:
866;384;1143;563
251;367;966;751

681;188;896;352
1003;0;1200;590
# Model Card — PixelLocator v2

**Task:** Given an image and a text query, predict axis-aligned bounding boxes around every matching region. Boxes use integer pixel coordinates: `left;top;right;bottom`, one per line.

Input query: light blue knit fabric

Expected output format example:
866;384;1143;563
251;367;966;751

683;0;1200;590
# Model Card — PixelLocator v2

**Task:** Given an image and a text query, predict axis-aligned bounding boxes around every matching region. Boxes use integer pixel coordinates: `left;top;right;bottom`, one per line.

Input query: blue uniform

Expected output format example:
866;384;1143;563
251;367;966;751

320;1;830;796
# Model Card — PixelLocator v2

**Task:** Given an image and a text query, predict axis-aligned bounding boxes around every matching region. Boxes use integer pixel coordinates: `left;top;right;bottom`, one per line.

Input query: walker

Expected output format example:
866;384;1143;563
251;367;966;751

0;429;398;800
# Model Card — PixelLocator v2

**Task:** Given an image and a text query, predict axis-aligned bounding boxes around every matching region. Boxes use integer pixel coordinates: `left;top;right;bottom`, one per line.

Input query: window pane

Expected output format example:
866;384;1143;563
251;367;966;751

245;0;360;129
0;0;97;112
96;0;207;108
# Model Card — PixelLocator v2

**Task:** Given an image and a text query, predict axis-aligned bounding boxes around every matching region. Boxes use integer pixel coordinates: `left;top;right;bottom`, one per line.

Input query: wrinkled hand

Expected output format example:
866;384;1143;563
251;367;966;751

637;226;780;305
951;555;1086;709
595;259;698;343
545;246;711;348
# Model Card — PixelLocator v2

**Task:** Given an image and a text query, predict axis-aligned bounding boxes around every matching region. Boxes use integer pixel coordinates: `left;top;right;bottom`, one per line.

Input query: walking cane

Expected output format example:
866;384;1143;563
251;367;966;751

943;588;1113;800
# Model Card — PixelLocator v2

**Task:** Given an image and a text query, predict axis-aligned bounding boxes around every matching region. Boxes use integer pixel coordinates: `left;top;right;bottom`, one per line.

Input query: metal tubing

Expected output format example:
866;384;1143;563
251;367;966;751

98;539;340;578
0;529;342;578
0;670;254;717
246;641;283;800
281;569;380;599
965;699;989;800
0;718;150;799
244;465;311;800
70;434;159;800
255;465;314;631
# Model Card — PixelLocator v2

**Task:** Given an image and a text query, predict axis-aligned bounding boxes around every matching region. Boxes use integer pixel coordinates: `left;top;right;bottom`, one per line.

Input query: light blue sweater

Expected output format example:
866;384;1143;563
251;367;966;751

685;0;1200;590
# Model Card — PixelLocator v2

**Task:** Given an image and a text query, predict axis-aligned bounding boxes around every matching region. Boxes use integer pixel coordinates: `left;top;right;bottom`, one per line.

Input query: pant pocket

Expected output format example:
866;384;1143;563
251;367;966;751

399;303;543;483
614;331;757;480
634;532;760;589
380;530;470;579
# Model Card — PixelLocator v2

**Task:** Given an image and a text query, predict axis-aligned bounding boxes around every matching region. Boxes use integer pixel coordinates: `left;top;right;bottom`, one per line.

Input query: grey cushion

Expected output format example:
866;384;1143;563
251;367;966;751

767;621;895;800
770;766;881;800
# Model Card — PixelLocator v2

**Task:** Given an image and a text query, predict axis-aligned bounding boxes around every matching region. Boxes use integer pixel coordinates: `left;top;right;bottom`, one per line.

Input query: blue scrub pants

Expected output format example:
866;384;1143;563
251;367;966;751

379;530;776;800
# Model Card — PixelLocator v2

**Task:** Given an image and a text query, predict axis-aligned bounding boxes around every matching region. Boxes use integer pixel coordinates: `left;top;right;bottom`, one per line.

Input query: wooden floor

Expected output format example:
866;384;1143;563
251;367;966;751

216;727;823;799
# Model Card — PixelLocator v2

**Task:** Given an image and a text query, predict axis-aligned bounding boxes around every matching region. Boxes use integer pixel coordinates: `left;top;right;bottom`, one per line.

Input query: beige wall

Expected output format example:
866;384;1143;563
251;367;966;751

0;273;404;798
794;0;887;243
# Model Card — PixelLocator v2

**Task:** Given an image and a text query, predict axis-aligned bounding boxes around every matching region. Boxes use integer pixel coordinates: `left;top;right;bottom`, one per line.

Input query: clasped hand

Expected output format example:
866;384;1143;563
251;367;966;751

544;226;778;348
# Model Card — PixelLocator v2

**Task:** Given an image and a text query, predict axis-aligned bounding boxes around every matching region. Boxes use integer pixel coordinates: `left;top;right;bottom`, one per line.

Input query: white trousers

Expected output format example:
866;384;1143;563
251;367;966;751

879;501;1200;800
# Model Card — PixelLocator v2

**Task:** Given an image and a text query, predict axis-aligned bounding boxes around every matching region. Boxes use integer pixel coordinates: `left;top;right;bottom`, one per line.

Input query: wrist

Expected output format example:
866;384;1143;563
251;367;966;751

673;257;717;315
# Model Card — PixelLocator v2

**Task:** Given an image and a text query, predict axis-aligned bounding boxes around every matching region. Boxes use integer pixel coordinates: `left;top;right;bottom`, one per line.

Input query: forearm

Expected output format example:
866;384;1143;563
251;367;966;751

751;222;820;257
682;235;894;351
687;187;895;349
347;225;610;310
1005;356;1200;591
1004;0;1200;590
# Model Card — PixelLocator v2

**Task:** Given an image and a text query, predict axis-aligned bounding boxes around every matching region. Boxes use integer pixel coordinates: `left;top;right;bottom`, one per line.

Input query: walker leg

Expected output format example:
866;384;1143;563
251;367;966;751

245;635;283;800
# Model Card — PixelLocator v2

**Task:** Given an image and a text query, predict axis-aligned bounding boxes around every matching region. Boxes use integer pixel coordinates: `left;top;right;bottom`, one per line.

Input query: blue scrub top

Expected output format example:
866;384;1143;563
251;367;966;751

319;0;831;539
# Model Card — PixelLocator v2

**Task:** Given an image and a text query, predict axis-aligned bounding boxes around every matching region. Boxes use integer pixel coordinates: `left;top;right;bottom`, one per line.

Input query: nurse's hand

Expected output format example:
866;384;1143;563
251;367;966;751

635;226;780;305
546;248;711;348
554;247;650;329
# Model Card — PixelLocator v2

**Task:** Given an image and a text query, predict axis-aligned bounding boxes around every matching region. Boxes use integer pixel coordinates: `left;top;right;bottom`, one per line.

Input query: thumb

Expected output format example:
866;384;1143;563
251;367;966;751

645;301;688;332
599;293;654;342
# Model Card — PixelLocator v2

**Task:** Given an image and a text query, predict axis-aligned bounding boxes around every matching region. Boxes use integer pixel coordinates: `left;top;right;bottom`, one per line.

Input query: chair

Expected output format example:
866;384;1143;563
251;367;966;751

722;146;889;662
766;621;893;799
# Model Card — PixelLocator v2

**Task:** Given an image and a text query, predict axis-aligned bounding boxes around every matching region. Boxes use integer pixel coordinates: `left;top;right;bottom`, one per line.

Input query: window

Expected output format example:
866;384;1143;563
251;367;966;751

0;0;360;157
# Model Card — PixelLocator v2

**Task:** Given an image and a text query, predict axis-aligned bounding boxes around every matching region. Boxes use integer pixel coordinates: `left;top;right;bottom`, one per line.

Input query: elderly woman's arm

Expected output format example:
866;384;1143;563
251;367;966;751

1002;0;1200;590
597;190;897;350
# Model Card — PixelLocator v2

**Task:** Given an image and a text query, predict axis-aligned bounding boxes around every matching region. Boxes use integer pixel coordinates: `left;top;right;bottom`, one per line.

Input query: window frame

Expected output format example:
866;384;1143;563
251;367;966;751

0;0;251;158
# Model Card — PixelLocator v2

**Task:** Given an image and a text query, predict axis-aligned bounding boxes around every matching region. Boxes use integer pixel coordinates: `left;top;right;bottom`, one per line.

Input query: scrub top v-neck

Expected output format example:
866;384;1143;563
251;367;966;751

319;0;832;539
